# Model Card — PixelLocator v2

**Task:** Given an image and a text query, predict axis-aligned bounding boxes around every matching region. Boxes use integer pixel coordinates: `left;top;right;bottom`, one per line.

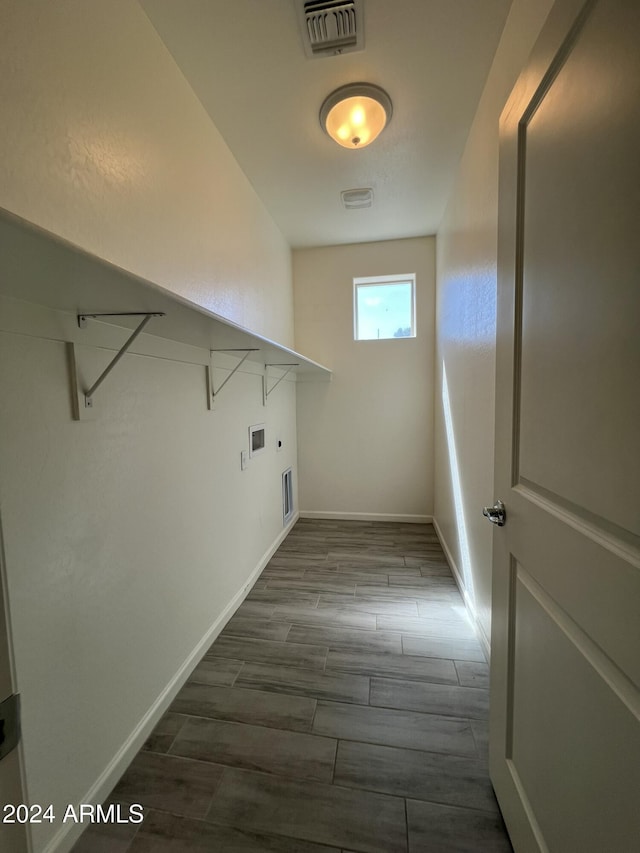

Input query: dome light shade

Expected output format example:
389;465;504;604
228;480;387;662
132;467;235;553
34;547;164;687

320;83;392;150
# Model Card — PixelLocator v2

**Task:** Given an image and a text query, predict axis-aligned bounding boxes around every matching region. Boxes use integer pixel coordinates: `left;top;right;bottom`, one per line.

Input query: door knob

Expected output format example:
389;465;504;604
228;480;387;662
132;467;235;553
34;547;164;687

483;499;506;526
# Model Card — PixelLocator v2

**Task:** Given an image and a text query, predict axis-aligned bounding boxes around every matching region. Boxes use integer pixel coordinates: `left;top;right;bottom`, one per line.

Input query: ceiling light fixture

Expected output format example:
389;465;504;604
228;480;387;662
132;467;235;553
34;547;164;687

320;83;392;150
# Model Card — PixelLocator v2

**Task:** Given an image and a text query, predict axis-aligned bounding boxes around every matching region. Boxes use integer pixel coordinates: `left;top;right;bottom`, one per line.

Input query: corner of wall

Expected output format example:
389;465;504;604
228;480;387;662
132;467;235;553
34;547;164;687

433;0;555;658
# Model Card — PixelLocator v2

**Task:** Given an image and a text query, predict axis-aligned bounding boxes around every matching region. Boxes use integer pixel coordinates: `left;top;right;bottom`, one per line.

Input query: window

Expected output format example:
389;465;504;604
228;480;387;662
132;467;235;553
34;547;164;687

353;274;416;340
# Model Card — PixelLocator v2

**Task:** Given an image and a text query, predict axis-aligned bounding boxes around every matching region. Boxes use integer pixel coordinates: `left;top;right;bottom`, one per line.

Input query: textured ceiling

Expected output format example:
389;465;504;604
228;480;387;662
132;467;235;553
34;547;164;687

141;0;512;248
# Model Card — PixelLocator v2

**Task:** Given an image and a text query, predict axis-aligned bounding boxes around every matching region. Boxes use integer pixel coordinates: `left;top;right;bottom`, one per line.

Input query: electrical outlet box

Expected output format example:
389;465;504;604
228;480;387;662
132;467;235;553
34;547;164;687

249;423;266;457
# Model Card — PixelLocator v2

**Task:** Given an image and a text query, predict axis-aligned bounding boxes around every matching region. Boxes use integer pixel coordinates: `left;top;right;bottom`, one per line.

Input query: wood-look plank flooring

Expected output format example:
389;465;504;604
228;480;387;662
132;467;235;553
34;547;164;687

72;519;512;852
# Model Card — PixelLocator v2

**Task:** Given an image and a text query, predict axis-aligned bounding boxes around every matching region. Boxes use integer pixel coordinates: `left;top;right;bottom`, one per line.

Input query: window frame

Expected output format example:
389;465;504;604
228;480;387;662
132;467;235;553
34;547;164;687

353;273;417;341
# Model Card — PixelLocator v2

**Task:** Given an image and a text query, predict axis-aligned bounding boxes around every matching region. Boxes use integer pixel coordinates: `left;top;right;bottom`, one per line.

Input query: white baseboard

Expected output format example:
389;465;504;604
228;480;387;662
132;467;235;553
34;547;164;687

47;511;299;853
432;516;491;663
299;511;432;525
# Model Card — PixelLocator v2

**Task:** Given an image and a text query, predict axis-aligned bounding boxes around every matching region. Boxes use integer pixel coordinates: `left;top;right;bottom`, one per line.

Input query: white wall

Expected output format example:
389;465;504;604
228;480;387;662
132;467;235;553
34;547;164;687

0;0;293;347
434;0;554;652
0;307;297;853
294;238;435;522
0;2;297;851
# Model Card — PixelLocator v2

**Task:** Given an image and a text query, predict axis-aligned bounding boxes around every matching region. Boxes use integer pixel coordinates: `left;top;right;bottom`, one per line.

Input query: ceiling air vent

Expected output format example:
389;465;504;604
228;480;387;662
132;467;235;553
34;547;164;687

341;188;373;209
296;0;364;58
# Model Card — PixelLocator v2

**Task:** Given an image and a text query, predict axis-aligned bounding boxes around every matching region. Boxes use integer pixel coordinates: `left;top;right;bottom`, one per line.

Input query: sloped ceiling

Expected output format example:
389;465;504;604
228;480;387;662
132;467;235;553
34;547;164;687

141;0;512;248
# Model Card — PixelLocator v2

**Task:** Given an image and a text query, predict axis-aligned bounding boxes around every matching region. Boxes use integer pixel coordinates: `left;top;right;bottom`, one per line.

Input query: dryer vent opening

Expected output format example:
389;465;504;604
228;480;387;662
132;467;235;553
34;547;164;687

282;468;294;524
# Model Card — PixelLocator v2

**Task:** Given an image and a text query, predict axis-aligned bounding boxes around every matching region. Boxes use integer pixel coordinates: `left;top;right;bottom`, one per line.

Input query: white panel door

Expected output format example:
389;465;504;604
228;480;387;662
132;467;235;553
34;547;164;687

0;516;28;851
490;1;640;851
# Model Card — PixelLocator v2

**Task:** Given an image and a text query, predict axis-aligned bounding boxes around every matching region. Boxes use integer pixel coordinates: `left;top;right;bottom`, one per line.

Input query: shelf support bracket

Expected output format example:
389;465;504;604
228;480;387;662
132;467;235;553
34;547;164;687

75;312;165;413
263;363;298;406
208;348;259;408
